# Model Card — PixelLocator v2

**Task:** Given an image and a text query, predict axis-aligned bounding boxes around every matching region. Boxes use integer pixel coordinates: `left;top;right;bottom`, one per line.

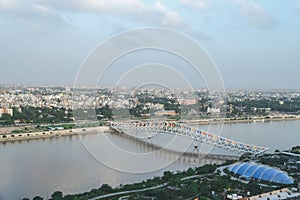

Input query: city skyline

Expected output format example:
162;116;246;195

1;1;300;89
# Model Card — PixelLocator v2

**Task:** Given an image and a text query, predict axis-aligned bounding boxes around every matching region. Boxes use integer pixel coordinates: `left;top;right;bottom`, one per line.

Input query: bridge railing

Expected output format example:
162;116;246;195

111;121;268;155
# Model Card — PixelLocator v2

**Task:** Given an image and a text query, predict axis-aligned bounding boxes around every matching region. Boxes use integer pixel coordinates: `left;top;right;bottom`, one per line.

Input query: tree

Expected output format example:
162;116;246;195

162;171;174;182
186;167;195;176
181;182;198;197
99;184;112;193
291;146;300;154
33;196;43;200
246;180;261;194
195;164;217;174
96;105;113;119
51;191;63;200
0;113;14;125
129;104;149;117
1;113;12;120
239;153;251;161
169;177;181;187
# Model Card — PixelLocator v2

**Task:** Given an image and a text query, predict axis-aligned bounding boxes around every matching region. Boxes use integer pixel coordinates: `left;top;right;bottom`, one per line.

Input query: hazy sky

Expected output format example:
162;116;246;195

0;0;300;89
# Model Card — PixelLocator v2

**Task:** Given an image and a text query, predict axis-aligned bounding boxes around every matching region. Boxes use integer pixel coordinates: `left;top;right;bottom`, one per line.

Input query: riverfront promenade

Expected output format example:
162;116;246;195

0;126;110;143
88;174;208;200
88;183;168;200
1;114;299;144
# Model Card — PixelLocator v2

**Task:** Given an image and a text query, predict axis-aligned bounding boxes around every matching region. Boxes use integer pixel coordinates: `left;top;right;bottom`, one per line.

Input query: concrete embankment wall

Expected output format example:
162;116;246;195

0;126;111;142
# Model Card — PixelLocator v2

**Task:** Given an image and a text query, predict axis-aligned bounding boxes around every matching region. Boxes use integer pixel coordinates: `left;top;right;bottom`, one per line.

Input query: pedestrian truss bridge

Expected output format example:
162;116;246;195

110;121;268;155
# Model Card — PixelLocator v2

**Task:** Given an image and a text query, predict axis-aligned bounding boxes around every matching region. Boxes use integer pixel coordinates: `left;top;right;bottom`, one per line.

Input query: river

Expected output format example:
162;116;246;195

0;120;299;200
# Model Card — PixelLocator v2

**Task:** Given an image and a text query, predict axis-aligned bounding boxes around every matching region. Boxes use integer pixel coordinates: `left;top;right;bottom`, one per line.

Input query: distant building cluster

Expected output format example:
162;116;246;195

0;85;299;120
0;86;223;115
0;87;72;109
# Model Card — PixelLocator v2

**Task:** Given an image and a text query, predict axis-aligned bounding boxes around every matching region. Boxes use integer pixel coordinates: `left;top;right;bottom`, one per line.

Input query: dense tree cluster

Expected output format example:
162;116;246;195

0;105;114;125
0;107;73;125
229;99;300;114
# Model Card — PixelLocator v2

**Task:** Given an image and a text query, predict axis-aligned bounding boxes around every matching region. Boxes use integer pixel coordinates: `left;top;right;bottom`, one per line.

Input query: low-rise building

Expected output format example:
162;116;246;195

154;110;177;117
248;188;300;200
0;107;13;118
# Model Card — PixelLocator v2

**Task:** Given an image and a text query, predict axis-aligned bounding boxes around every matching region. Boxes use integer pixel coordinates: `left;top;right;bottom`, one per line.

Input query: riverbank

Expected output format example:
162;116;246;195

179;114;300;125
0;126;110;143
29;152;299;200
0;115;299;143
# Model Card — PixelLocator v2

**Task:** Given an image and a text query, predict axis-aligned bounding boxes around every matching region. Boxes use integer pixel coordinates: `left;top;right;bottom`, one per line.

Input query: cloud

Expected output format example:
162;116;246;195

0;0;185;28
149;1;184;27
0;0;211;40
0;0;69;32
231;0;279;30
181;0;210;10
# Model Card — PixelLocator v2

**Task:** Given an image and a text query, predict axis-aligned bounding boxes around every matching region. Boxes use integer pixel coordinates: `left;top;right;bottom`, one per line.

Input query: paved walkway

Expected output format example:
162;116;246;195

88;183;168;200
89;173;209;200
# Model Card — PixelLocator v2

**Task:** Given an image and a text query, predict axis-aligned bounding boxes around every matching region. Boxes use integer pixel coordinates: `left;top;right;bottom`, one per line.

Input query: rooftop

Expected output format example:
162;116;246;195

228;162;294;185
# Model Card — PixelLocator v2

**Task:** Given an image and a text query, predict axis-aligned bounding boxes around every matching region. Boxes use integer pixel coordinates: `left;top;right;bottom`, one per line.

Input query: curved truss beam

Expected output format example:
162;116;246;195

111;121;268;155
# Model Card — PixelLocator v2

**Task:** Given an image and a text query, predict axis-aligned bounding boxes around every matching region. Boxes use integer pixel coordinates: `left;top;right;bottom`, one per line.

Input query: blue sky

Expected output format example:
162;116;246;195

0;0;300;89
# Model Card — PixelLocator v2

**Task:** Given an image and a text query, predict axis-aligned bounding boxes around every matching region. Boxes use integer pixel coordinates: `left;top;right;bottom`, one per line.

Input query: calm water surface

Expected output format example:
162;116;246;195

0;120;299;200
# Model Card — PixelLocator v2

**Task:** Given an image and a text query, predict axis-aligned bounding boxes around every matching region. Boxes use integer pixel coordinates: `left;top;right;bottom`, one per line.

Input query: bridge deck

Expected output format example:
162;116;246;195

111;121;268;155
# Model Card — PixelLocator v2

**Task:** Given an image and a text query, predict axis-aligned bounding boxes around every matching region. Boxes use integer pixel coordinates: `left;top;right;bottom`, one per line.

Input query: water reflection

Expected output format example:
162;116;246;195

0;120;299;200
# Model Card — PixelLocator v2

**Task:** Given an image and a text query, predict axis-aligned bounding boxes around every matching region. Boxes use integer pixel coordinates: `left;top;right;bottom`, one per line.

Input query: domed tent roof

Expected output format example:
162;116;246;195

227;162;294;185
